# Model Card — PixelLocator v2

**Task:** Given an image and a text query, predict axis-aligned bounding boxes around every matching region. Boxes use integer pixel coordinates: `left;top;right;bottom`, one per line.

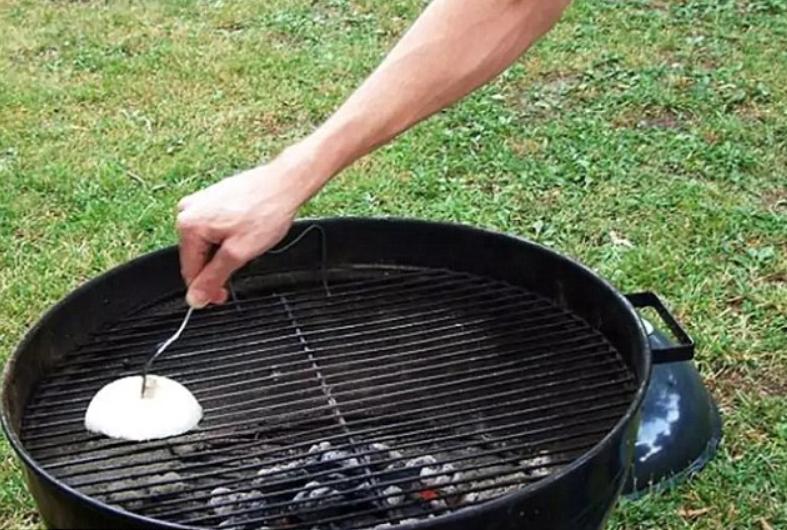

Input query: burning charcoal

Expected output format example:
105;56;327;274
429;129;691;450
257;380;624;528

148;471;186;497
324;471;367;495
336;478;374;506
430;497;448;510
419;462;455;487
168;442;208;457
440;470;468;496
520;454;552;478
209;488;235;517
405;455;437;470
462;471;528;504
368;442;402;460
308;441;332;454
106;488;143;507
325;471;348;483
292;480;341;510
451;470;467;483
382;485;404;506
106;472;186;507
256;459;302;478
461;490;480;504
352;480;373;495
385;461;404;472
323;471;366;498
321;449;360;468
217;517;243;530
209;487;265;517
381;459;422;488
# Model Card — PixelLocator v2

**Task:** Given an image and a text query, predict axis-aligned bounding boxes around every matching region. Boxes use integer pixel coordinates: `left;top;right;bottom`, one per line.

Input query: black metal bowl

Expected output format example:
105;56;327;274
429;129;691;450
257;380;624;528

2;218;696;530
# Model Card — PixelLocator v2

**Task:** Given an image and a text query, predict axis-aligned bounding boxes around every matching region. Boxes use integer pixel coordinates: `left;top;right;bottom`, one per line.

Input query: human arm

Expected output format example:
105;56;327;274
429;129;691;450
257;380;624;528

177;0;571;307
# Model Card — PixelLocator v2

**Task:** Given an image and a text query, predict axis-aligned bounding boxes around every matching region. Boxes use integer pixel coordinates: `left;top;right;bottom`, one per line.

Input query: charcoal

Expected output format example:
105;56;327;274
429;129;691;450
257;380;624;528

256;459;305;484
520;454;553;478
461;471;528;503
419;462;455;487
147;471;186;497
324;471;366;493
382;485;404;506
405;455;437;469
209;487;265;517
321;449;360;469
105;471;185;508
367;442;402;460
308;441;332;454
217;517;243;530
292;480;342;510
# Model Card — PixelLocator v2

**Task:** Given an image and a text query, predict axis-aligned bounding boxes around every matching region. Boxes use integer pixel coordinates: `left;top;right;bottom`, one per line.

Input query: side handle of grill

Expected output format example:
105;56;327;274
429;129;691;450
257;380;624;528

625;292;695;364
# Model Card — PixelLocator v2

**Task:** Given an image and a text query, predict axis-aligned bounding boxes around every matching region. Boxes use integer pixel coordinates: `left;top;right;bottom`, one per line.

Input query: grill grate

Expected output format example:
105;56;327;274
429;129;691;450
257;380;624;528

21;266;637;529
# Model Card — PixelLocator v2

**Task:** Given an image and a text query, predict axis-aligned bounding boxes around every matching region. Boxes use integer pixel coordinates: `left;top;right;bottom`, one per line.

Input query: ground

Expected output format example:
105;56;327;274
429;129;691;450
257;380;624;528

0;0;785;529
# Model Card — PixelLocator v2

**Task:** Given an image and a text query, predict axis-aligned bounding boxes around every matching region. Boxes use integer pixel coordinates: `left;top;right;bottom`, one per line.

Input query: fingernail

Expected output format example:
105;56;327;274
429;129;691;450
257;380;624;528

186;290;209;309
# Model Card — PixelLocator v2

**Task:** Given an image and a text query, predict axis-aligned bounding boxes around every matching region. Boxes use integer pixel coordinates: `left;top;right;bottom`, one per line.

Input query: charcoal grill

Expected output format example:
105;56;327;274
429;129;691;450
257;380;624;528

2;218;697;530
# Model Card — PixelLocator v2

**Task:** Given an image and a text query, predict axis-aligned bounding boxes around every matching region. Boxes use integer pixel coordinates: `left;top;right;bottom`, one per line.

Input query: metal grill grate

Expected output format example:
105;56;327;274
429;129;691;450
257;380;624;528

21;266;637;529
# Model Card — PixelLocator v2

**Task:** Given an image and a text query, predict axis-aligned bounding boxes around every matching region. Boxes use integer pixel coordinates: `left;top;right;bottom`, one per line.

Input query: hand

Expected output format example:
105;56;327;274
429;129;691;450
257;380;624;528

176;156;315;308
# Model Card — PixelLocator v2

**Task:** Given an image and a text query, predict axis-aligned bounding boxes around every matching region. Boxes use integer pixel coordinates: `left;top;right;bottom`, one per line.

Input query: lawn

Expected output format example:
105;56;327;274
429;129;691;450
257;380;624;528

0;0;785;528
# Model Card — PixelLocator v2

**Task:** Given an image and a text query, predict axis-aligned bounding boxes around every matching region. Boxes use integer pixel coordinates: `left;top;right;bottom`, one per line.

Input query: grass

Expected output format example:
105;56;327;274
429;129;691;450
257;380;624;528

0;0;785;528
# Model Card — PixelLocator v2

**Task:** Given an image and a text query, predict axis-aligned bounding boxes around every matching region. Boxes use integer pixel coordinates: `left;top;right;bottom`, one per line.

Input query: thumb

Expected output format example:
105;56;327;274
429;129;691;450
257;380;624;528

186;242;247;308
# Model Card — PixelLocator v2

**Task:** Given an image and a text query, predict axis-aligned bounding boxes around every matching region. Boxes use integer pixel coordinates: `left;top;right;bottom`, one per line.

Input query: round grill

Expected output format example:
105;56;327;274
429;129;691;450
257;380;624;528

20;265;637;529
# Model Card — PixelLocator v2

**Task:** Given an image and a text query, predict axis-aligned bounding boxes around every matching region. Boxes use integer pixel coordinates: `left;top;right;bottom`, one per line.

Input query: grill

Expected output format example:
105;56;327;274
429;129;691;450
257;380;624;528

4;218;695;530
20;266;637;529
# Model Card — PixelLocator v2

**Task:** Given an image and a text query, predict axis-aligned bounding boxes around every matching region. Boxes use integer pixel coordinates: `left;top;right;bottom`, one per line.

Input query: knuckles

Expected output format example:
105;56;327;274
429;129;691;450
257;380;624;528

220;243;251;266
175;212;200;234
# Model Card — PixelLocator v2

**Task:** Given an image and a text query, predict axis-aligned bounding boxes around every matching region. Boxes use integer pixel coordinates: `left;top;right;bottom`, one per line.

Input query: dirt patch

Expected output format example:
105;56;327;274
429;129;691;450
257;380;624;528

643;111;681;129
215;20;248;34
536;71;581;94
647;0;671;11
761;188;787;213
613;108;683;130
724;294;746;314
709;366;787;401
699;56;719;70
507;138;542;157
703;130;721;145
761;271;787;285
734;102;771;123
511;70;581;117
761;374;787;397
252;111;289;137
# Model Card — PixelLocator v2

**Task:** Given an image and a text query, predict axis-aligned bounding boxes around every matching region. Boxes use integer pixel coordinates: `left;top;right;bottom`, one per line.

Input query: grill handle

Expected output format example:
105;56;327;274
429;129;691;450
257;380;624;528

626;292;695;363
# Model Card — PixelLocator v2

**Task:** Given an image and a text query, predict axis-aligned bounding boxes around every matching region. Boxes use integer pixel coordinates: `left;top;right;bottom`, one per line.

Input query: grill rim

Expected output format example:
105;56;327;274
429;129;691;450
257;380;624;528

1;217;653;530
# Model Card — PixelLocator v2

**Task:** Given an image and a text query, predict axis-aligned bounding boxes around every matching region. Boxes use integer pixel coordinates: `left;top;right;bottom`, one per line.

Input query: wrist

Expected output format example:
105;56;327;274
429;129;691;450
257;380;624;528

263;137;336;209
260;114;366;209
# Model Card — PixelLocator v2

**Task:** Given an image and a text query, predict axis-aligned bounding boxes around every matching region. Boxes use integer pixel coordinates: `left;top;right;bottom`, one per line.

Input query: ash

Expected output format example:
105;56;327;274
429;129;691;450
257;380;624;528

201;440;559;529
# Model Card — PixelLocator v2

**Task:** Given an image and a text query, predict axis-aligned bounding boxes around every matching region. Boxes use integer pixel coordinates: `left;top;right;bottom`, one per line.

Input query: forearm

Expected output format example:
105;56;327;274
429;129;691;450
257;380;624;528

283;0;570;198
177;0;570;305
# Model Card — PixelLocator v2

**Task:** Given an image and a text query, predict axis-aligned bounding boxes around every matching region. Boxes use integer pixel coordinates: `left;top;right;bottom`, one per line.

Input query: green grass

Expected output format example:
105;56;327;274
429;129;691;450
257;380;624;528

1;0;785;528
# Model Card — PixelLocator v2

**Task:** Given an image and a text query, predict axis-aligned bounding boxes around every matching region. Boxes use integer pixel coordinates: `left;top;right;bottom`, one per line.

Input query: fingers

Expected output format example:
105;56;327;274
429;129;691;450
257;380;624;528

179;235;214;286
176;213;214;289
186;242;248;308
